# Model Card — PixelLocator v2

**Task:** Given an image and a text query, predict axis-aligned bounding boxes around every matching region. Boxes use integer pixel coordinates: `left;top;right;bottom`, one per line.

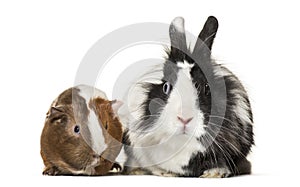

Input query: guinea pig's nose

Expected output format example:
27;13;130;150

92;154;100;158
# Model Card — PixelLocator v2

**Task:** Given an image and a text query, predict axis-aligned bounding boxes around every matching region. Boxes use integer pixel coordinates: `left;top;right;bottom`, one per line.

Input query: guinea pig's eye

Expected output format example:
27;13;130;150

204;83;210;96
74;125;80;134
105;122;108;129
163;82;172;95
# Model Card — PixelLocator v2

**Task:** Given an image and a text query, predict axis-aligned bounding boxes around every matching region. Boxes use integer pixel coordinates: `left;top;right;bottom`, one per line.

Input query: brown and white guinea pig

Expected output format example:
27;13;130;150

40;85;123;175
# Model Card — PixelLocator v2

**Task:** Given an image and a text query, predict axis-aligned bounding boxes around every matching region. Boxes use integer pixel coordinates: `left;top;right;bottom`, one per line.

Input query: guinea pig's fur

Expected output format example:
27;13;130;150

41;85;123;175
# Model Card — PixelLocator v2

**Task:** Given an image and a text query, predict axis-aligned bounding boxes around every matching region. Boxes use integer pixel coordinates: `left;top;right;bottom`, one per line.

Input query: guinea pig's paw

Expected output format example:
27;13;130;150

200;168;231;178
110;162;123;172
42;166;60;176
152;170;178;177
129;168;151;175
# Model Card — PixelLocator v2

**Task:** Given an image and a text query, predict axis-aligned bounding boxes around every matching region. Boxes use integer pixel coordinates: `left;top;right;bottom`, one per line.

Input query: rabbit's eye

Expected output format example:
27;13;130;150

74;125;80;134
163;82;172;95
204;83;210;96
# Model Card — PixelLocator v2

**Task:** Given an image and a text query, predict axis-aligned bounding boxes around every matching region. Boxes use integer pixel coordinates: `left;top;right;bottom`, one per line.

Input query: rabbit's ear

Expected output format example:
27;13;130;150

192;16;218;57
169;17;188;61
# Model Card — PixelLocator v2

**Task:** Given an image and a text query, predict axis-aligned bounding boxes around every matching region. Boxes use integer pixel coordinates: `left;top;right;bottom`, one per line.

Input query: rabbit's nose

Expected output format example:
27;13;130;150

177;116;193;125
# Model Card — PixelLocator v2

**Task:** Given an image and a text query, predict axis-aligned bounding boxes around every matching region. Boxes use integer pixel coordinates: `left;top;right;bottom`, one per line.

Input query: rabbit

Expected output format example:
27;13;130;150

122;16;254;178
40;85;123;175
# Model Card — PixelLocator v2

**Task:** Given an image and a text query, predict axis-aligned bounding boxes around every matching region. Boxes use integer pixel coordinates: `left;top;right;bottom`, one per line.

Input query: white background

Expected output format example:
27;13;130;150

1;0;300;186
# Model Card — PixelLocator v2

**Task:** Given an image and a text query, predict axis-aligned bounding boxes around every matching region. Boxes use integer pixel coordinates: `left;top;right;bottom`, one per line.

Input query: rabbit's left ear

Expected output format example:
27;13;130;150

192;16;218;57
169;17;188;61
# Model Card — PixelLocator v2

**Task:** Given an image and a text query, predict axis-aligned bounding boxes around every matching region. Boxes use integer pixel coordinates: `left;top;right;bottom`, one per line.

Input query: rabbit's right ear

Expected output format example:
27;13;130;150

192;16;218;58
169;17;188;61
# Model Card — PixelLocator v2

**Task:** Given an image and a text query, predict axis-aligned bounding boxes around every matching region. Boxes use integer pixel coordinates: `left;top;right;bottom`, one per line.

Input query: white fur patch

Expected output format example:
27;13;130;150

177;60;194;69
176;60;194;79
127;128;204;173
231;89;252;125
127;66;206;174
77;85;108;155
87;108;107;155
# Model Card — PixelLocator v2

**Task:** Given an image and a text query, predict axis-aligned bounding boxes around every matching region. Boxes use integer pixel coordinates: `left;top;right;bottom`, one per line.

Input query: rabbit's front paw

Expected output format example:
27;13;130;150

129;168;151;175
200;168;231;178
152;170;178;177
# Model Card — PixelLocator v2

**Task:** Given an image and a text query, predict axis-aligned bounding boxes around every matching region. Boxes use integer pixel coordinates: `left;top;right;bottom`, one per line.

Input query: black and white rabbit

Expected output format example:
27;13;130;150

122;16;254;178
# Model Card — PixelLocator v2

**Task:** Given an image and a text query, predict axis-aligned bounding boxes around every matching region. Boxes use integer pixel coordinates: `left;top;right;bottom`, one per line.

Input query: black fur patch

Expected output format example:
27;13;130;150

136;60;179;131
182;66;254;176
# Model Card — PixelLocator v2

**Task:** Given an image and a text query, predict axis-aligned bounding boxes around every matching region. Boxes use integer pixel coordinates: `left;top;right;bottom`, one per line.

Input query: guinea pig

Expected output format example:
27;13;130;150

40;85;123;175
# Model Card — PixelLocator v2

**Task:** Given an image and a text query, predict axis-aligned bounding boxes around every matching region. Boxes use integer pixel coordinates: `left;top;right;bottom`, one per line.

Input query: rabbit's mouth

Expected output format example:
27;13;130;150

176;126;196;137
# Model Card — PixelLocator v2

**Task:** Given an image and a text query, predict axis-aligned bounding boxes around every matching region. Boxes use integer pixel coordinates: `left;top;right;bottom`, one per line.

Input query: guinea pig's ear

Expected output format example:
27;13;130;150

47;106;67;124
110;100;123;117
169;17;188;61
192;16;218;57
50;106;64;115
